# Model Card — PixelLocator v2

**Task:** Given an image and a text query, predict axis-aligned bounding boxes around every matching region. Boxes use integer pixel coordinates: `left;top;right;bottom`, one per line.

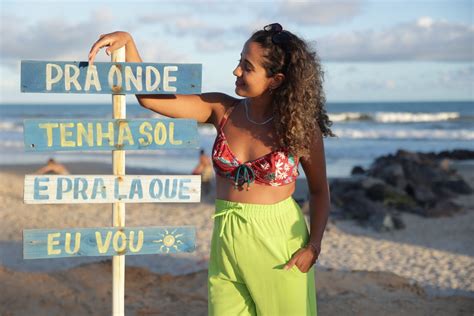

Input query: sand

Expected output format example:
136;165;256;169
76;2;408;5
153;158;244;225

0;161;473;315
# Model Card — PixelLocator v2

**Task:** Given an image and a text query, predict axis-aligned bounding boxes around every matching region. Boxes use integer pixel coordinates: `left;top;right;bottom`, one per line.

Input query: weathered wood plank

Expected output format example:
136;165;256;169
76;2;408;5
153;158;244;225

23;119;198;151
111;48;126;316
24;175;201;204
21;60;202;94
23;226;196;259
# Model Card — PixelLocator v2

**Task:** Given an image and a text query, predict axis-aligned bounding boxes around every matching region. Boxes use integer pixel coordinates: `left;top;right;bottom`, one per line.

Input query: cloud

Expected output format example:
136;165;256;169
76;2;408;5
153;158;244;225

0;10;115;65
385;79;396;89
138;42;190;63
436;65;474;86
275;0;364;26
344;78;397;91
345;65;358;73
164;17;229;38
138;11;227;37
0;10;189;68
316;17;474;62
137;12;247;54
195;38;239;53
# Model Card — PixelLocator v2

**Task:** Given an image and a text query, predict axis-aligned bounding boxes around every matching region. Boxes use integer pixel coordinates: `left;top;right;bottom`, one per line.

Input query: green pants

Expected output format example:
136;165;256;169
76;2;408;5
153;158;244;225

208;197;317;316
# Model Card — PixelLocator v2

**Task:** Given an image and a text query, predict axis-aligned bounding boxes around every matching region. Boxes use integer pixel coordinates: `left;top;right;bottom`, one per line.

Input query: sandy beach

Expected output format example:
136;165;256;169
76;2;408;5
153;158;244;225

0;161;473;315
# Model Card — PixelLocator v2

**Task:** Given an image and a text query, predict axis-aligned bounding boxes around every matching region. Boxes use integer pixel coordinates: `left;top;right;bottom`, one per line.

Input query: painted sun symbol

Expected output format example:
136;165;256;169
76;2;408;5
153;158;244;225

153;229;184;253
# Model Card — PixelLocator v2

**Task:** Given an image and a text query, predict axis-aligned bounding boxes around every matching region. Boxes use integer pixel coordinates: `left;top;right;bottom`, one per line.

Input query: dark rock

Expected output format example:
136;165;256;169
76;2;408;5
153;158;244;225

339;193;380;221
411;186;437;206
361;179;419;213
367;161;406;188
421;200;463;217
329;177;404;229
329;178;365;209
365;149;472;215
433;179;472;195
369;212;395;232
360;176;386;189
438;159;455;174
382;189;419;211
392;213;405;229
327;149;472;231
365;183;386;201
331;177;365;191
351;165;366;175
425;149;474;160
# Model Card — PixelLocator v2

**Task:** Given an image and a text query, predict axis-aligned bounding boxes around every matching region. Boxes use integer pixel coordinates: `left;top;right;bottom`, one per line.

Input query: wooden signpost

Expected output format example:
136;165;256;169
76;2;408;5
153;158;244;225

21;49;202;315
21;60;202;94
24;226;196;259
24;119;198;151
24;175;201;203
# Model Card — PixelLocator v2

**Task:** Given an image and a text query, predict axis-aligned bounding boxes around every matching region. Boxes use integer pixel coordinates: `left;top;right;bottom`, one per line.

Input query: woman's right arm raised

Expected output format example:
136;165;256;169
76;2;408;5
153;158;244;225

88;31;232;126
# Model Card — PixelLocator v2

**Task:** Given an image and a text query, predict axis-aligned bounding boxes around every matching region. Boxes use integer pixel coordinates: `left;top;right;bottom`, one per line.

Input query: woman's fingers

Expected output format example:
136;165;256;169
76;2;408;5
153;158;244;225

284;249;301;270
88;32;128;65
88;34;114;65
88;41;103;65
89;40;111;64
106;41;124;56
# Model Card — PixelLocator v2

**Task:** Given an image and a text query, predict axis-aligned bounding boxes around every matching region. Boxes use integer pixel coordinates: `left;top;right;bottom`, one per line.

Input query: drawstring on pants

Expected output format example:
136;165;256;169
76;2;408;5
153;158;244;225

211;205;248;237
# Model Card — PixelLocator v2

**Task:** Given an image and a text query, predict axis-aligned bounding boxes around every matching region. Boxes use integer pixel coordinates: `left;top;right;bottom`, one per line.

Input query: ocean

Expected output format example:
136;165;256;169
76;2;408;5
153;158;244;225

1;101;473;178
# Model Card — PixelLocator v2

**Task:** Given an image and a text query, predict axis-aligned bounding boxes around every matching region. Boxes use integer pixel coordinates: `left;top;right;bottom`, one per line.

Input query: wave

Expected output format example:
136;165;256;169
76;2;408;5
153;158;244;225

198;124;217;136
329;112;464;123
0;140;24;149
329;112;373;122
332;128;474;140
0;121;22;132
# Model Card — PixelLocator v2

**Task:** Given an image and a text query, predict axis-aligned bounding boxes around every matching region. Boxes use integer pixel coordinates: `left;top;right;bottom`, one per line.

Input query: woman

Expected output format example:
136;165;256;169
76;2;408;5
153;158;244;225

89;23;334;316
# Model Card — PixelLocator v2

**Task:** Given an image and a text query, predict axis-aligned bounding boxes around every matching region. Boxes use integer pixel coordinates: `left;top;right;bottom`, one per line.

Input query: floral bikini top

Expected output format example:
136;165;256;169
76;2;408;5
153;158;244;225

212;103;300;190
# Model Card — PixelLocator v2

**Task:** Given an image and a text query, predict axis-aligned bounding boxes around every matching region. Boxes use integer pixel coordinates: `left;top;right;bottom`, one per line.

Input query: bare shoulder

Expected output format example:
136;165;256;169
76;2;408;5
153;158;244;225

203;93;240;128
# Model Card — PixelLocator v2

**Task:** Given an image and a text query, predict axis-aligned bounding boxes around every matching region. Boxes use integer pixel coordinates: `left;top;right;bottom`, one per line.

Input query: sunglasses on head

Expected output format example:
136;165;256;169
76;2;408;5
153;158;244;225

263;23;291;45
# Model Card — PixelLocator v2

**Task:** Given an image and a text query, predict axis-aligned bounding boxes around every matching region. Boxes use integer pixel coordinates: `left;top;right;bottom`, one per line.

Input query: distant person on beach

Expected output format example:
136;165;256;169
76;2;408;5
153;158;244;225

89;23;334;315
192;149;214;196
35;158;69;175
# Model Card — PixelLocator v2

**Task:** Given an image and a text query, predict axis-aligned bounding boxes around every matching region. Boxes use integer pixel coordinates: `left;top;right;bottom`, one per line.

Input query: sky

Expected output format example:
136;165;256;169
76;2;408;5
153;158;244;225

0;0;473;104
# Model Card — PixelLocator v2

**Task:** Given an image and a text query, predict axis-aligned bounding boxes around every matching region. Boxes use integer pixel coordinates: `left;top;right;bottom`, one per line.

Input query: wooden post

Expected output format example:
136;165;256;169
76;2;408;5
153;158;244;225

112;47;126;316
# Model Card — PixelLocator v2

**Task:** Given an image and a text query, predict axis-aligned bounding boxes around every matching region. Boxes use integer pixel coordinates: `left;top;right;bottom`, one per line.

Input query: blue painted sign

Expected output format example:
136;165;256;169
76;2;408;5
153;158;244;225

24;175;201;204
23;226;196;259
24;119;198;151
21;60;202;94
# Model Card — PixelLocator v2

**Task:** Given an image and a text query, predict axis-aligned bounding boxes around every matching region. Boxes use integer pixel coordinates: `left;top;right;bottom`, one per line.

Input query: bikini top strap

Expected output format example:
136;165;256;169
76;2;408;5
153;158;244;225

219;99;240;130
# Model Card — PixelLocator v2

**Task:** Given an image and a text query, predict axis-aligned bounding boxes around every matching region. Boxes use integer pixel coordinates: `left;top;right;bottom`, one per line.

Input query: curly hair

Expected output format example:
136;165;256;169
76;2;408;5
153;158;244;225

249;28;336;158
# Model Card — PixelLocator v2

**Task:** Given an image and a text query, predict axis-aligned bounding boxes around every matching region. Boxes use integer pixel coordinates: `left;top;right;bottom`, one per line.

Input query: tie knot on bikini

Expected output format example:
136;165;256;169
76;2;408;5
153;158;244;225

211;205;248;237
234;164;255;190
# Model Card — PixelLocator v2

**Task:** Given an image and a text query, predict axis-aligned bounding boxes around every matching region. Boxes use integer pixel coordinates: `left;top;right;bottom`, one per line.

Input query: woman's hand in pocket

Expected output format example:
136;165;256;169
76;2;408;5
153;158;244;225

284;243;320;273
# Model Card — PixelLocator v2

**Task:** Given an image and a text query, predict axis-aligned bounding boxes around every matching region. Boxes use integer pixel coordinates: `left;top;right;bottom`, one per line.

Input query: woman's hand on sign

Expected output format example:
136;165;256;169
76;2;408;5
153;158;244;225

87;31;234;127
88;31;137;65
